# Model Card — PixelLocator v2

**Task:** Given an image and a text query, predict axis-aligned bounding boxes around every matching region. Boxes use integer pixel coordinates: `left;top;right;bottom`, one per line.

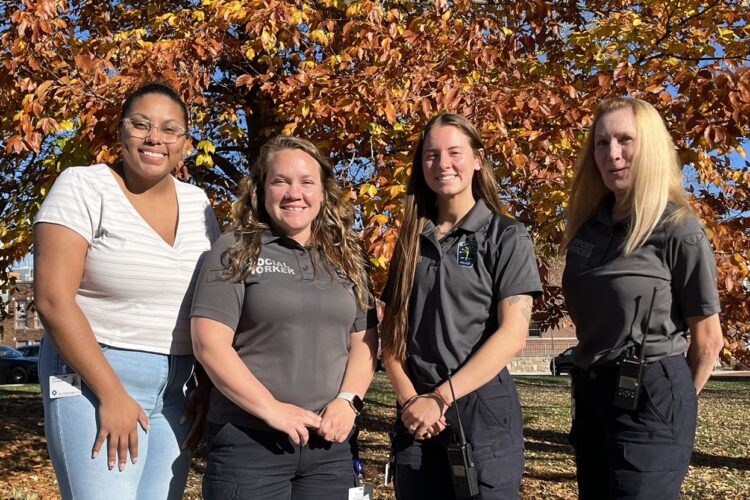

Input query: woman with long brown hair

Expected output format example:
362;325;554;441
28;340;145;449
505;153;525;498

381;113;542;499
191;135;378;499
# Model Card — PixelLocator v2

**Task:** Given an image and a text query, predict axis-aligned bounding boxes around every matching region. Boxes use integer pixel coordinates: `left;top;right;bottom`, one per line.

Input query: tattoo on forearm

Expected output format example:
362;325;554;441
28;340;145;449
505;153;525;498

505;295;533;323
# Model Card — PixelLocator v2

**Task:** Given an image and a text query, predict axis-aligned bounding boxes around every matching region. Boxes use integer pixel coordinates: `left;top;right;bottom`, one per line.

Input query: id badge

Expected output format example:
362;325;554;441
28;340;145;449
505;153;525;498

384;460;393;485
348;485;374;500
384;430;396;485
49;374;82;399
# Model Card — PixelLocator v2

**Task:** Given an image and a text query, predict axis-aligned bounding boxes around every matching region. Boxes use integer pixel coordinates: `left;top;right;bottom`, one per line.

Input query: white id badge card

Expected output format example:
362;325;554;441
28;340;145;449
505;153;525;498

348;485;374;500
49;374;82;399
384;460;393;485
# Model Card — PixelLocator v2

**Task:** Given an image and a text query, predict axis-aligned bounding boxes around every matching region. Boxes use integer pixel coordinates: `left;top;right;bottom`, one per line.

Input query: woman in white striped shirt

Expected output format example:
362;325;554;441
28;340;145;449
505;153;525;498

33;82;220;500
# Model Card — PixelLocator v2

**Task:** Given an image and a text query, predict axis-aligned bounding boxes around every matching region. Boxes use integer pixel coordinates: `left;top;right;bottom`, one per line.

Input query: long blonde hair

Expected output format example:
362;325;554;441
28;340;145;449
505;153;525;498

223;135;371;309
381;113;503;363
565;97;693;254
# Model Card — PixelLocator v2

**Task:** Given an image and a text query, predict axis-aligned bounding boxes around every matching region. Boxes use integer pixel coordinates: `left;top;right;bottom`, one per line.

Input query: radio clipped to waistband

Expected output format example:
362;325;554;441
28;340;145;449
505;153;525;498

613;287;657;411
446;370;480;499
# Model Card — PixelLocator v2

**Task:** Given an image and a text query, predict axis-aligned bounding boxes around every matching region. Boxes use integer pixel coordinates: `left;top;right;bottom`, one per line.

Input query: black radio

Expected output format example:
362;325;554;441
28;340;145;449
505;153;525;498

447;441;479;498
613;287;657;412
613;354;645;411
446;370;480;498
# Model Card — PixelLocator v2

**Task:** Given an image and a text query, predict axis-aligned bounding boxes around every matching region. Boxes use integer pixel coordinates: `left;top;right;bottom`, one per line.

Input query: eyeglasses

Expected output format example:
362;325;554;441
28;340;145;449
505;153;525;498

121;118;187;144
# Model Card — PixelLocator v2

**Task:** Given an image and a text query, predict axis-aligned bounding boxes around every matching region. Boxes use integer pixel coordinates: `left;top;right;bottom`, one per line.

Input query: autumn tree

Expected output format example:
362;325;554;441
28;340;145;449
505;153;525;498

1;0;749;362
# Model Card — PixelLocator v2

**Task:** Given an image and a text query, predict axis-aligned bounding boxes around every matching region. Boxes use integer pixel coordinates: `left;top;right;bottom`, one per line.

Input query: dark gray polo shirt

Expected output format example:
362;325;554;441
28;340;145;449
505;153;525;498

562;199;721;369
385;200;543;393
191;231;378;429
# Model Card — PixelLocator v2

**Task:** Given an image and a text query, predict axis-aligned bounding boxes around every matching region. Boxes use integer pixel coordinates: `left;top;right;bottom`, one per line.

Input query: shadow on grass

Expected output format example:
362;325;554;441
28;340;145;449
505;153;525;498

691;451;750;471
363;398;395;409
524;428;750;471
524;428;574;456
523;469;577;482
359;409;395;434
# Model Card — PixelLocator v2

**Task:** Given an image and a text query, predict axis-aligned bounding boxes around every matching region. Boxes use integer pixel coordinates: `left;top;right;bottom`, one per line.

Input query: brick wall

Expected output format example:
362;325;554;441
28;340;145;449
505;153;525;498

519;337;578;357
1;282;44;347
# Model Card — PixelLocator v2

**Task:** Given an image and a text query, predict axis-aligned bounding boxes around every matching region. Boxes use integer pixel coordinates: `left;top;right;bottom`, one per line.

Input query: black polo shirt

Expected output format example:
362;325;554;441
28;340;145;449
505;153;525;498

385;200;543;393
562;200;720;369
191;231;378;429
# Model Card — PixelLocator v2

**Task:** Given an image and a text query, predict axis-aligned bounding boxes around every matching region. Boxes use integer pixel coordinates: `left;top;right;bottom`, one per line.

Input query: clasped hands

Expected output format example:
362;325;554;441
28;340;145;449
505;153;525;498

262;397;357;447
400;392;449;441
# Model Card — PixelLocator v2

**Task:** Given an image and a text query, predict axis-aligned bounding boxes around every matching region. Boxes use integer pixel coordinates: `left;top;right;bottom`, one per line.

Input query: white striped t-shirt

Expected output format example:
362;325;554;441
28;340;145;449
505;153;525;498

34;164;221;355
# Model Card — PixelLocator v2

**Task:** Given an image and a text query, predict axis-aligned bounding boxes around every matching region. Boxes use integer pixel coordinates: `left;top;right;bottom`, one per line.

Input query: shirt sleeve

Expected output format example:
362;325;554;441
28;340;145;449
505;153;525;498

203;196;222;243
351;288;379;333
667;221;721;319
191;233;246;330
493;222;544;301
34;167;100;243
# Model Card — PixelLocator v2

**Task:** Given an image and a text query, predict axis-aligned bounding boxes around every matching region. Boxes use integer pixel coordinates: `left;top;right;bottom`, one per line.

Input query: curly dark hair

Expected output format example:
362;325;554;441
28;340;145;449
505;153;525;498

223;135;371;309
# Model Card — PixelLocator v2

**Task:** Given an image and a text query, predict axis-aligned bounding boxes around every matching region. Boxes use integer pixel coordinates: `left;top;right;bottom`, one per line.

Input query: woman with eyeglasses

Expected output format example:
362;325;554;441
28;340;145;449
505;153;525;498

34;82;220;500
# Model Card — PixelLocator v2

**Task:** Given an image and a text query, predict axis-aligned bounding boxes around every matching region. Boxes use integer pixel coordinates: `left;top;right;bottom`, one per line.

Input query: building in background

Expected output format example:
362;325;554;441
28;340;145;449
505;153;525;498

509;319;578;375
508;256;578;374
1;261;43;347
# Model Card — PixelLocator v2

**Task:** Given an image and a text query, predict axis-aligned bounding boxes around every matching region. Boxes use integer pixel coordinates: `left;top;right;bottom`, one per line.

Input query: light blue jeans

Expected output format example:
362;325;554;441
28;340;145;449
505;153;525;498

40;338;196;500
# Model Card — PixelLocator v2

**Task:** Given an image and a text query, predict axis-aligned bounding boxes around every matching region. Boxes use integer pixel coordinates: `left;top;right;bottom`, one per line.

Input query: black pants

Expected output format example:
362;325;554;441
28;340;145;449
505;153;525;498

393;369;525;500
570;355;697;500
203;422;358;500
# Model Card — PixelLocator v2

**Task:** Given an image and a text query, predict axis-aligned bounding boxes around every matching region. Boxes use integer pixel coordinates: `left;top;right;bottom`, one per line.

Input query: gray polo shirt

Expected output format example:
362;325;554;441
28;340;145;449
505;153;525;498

385;200;543;393
562;199;721;369
191;231;377;429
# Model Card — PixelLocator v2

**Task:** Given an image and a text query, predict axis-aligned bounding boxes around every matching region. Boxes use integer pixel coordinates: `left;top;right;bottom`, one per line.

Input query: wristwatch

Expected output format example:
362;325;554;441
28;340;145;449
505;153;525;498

336;392;364;416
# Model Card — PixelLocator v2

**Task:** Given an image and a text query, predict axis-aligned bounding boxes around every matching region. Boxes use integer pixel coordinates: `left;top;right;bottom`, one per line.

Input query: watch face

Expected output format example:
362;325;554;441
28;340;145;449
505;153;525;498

352;395;364;412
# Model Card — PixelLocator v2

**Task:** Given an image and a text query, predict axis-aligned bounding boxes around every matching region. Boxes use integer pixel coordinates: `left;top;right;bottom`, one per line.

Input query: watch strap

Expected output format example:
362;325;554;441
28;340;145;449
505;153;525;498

336;391;364;415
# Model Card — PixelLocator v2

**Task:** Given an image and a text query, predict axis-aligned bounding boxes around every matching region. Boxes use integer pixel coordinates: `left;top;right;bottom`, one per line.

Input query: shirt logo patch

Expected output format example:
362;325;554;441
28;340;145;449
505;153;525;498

569;239;594;258
457;241;477;267
332;266;350;282
252;257;296;275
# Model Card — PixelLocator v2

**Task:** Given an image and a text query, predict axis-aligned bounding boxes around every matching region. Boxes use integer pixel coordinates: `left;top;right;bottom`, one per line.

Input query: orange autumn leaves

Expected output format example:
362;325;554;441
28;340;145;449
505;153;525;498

1;0;749;362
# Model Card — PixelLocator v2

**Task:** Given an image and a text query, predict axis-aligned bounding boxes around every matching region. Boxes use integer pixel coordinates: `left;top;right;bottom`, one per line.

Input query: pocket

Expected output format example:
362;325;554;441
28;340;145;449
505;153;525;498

662;356;697;401
642;378;673;427
475;376;512;428
618;442;691;472
473;444;524;490
40;337;60;368
476;393;512;428
661;358;698;439
202;477;238;500
392;431;422;467
207;422;236;450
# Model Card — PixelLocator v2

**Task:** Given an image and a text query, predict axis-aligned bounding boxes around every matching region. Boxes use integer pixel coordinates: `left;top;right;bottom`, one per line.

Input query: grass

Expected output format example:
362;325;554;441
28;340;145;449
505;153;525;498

2;374;749;499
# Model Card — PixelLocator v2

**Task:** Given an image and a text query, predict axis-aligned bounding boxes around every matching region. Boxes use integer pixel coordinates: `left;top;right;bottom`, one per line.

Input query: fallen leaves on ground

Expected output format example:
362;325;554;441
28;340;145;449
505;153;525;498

2;374;749;499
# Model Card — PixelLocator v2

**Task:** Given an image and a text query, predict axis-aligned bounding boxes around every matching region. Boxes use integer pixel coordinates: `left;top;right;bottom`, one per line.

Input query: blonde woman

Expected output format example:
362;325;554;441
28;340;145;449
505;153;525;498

381;113;542;499
191;135;378;499
563;97;723;499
